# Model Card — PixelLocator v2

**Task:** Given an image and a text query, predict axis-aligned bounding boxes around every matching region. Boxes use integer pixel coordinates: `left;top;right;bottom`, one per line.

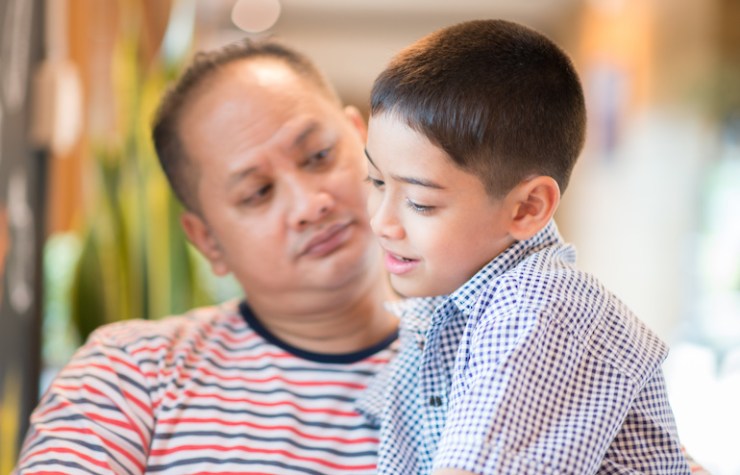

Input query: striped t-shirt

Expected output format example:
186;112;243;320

16;300;399;475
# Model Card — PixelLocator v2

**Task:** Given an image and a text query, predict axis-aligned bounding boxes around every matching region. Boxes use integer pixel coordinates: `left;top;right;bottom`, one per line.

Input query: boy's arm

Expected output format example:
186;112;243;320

433;449;702;475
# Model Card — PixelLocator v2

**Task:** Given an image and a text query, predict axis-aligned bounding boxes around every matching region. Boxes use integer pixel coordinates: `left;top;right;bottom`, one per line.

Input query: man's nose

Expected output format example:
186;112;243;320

286;176;334;229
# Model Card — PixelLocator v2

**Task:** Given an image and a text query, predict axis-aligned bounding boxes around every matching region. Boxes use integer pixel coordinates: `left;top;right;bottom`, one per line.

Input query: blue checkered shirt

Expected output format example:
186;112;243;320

357;220;689;474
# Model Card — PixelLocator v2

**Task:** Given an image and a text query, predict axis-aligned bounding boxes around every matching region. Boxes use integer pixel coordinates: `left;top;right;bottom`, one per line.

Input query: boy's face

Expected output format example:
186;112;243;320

366;112;516;298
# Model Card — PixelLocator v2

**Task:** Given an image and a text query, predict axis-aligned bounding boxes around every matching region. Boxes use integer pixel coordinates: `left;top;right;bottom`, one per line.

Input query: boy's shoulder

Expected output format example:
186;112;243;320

479;243;668;385
499;237;618;311
489;236;581;301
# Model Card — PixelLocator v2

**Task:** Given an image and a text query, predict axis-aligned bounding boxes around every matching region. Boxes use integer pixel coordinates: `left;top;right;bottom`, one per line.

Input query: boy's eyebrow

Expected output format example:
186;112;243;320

364;148;378;168
365;149;445;190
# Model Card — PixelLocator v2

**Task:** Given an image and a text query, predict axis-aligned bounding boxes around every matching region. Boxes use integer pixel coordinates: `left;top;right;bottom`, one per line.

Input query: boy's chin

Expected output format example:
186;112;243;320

389;276;451;299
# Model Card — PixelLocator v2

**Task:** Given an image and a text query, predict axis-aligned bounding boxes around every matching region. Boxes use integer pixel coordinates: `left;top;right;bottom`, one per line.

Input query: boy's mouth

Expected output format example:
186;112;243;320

383;251;419;275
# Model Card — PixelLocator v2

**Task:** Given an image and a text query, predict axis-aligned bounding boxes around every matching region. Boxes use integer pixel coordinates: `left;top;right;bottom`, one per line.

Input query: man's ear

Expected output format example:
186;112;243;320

180;211;231;276
506;176;560;241
344;105;367;142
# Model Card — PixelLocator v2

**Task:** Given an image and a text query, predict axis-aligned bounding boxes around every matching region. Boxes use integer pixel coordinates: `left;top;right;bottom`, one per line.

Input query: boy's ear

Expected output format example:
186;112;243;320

506;176;560;241
344;105;367;142
180;211;231;276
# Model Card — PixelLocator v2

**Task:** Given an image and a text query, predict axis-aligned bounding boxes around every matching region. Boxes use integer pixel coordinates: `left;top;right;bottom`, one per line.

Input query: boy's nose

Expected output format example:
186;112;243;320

369;200;405;241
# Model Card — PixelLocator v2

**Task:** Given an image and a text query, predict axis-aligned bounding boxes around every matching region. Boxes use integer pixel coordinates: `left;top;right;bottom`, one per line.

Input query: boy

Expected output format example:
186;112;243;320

362;19;690;474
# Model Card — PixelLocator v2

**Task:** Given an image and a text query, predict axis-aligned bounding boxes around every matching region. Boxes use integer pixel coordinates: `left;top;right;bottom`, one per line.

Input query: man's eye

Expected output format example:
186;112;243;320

242;184;272;206
406;199;434;215
307;148;331;166
365;176;384;189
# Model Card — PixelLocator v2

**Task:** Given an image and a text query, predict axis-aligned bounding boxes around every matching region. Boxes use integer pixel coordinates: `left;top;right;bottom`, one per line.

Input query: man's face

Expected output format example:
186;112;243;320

366;112;515;298
179;59;377;310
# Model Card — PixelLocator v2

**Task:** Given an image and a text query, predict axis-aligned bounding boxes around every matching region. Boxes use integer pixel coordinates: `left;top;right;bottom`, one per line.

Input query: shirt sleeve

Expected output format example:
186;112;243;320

15;326;154;475
600;369;691;473
433;281;657;475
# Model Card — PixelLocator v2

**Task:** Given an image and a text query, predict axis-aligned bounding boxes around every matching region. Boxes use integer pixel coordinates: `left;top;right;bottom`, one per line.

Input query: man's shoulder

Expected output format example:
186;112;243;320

87;300;244;349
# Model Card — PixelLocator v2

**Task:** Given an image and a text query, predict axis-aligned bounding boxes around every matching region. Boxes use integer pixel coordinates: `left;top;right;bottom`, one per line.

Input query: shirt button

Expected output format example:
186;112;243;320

429;396;443;407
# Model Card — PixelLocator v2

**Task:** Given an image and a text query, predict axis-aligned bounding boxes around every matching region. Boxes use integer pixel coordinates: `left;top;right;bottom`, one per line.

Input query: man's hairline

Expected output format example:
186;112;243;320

174;55;343;216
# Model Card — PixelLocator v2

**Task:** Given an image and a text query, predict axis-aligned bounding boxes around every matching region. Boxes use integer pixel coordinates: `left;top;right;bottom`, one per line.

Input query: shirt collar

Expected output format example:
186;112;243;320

385;296;447;333
448;219;564;316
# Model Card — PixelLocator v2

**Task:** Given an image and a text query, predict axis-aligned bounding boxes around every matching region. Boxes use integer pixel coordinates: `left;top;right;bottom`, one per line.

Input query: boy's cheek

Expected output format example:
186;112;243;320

366;191;380;218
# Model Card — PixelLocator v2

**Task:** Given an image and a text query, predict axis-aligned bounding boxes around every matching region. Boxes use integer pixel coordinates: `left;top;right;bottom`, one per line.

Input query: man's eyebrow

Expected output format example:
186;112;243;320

226;120;322;190
293;120;320;148
226;166;258;190
364;149;445;190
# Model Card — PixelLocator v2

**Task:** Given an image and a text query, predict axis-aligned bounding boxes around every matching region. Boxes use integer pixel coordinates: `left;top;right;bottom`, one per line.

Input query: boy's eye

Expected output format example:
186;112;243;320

406;199;434;215
365;176;385;189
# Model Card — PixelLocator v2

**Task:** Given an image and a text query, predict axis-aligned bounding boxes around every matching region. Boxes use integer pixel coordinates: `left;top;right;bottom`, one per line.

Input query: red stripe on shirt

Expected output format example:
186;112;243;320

148;444;377;471
157;417;379;444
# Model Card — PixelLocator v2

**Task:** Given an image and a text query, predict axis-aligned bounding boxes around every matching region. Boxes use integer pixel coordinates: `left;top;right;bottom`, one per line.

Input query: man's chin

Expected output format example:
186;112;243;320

318;248;380;288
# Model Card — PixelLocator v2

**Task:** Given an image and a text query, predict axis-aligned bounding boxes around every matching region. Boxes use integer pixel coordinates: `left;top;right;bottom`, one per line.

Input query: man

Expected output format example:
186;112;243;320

15;39;398;475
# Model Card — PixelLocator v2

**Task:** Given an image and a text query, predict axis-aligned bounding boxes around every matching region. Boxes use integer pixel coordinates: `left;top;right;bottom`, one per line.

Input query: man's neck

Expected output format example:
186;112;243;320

246;273;399;355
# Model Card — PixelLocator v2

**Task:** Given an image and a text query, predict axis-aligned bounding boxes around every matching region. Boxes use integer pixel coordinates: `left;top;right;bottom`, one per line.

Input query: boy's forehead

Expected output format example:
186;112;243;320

368;116;447;176
367;112;500;198
367;112;447;163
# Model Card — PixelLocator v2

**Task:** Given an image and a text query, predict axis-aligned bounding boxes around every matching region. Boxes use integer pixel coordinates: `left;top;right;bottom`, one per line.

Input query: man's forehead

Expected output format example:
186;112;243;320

242;58;300;87
184;63;330;135
219;57;321;95
248;115;324;153
219;116;328;190
180;57;345;169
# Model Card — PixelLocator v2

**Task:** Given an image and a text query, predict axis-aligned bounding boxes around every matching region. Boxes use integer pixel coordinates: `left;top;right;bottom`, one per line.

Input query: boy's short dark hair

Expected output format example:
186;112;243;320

152;39;339;212
371;19;586;197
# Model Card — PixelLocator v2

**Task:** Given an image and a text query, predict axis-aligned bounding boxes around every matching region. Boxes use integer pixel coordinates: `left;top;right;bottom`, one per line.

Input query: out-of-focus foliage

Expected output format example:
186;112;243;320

66;1;227;341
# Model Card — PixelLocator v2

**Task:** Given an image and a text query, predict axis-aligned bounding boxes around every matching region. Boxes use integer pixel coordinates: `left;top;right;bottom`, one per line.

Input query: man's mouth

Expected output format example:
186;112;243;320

299;222;352;258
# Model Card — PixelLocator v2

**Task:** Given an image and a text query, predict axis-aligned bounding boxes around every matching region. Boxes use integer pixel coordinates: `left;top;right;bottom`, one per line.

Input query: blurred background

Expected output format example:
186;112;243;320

0;0;738;472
